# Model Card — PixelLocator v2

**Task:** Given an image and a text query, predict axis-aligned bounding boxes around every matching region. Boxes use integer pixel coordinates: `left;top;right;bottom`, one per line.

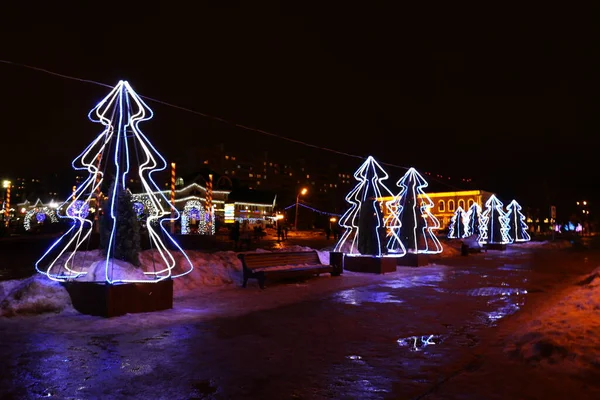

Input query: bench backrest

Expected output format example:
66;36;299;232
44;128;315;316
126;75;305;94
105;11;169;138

238;251;322;270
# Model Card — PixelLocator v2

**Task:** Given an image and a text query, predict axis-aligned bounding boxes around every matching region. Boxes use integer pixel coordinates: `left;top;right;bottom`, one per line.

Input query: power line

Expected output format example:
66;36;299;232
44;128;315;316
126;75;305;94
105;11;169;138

0;59;466;190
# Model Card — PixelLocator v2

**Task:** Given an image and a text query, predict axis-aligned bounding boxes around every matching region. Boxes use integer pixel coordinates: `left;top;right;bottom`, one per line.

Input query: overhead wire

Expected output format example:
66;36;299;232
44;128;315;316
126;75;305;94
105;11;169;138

0;59;466;190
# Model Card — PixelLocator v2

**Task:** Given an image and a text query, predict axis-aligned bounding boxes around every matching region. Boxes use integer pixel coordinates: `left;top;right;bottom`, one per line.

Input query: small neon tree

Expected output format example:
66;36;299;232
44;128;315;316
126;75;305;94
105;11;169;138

447;206;468;239
506;200;531;242
334;156;395;257
465;202;486;242
35;81;194;283
387;167;442;254
481;195;510;244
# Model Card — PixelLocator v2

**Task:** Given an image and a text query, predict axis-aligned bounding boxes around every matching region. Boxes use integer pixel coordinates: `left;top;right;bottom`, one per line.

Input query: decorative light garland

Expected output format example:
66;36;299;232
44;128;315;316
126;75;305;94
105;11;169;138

283;202;341;217
465;202;486;243
24;207;59;231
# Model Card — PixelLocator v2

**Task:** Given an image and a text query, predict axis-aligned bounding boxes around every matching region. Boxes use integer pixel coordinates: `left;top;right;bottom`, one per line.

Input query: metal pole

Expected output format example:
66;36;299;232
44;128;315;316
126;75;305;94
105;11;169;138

4;183;10;227
294;194;299;231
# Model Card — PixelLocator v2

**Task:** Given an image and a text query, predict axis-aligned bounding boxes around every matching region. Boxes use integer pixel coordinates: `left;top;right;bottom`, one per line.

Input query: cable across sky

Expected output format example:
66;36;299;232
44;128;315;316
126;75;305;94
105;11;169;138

0;59;466;190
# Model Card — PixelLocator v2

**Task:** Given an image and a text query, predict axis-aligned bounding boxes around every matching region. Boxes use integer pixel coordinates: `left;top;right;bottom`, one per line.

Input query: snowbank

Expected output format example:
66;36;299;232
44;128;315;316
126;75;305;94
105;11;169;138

0;275;73;317
506;266;600;372
0;246;329;317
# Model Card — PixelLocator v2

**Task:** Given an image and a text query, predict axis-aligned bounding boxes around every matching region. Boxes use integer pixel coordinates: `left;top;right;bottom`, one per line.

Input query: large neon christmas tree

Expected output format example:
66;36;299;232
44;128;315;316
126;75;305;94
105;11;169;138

387;167;442;254
506;200;531;242
447;206;467;239
465;202;486;241
481;195;510;244
36;81;194;283
334;156;397;257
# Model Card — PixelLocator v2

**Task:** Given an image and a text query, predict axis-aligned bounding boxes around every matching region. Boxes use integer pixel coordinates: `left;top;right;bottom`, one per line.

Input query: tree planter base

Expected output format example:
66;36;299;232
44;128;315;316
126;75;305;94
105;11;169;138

329;252;345;271
344;255;396;274
63;278;173;317
485;243;507;251
396;253;430;267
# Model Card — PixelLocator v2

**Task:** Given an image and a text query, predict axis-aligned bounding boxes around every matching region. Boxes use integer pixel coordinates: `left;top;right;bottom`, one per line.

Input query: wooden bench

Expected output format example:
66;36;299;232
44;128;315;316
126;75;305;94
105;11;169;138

237;251;342;289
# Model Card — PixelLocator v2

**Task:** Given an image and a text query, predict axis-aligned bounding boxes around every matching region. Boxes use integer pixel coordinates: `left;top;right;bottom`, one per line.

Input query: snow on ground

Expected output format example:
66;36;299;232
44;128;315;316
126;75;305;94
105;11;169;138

0;240;572;319
505;265;600;373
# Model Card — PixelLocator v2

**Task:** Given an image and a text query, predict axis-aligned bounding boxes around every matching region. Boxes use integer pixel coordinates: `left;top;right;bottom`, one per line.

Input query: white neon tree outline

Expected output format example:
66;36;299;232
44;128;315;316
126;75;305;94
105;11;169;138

465;202;486;243
506;200;531;242
35;81;194;283
388;167;442;254
334;156;396;257
481;195;510;244
448;206;468;239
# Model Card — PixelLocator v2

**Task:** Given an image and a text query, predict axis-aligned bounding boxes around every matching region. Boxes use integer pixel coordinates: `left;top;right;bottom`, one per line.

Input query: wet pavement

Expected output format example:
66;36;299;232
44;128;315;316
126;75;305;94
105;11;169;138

0;246;598;399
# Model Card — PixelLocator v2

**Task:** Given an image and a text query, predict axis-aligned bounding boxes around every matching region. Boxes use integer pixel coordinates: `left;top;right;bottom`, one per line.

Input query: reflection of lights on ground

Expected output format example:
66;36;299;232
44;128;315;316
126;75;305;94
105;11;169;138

397;334;442;351
380;272;445;289
333;289;403;306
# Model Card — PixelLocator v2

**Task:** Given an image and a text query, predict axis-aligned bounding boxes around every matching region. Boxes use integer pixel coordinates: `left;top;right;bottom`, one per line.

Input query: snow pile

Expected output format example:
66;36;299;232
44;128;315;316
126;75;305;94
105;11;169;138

0;246;331;317
506;266;600;372
0;275;73;317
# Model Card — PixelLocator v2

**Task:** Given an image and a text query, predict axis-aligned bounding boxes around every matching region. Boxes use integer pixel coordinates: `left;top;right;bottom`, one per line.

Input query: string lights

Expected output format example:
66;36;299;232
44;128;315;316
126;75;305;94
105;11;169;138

465;202;486;242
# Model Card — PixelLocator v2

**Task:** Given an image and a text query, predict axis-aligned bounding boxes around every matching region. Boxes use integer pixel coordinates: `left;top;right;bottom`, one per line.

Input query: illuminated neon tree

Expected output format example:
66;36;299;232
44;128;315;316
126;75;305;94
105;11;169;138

447;206;467;239
387;167;442;254
506;200;531;242
334;156;397;257
36;81;194;283
465;202;486;241
481;195;510;244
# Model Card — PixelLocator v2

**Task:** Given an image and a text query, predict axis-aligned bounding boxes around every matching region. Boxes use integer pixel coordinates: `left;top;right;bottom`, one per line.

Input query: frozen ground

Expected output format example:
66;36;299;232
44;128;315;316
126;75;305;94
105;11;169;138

1;240;600;399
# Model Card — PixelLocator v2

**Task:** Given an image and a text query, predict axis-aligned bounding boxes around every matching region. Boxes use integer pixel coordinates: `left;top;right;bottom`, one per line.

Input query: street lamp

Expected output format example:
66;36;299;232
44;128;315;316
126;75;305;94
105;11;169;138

294;187;308;231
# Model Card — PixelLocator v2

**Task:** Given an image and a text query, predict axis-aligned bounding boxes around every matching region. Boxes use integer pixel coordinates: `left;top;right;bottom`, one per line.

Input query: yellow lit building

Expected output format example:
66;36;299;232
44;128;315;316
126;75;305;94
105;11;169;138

379;190;495;230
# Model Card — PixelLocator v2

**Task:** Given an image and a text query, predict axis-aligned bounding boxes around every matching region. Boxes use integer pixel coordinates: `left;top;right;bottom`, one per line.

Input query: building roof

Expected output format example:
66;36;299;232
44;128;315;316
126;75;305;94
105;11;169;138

227;189;276;206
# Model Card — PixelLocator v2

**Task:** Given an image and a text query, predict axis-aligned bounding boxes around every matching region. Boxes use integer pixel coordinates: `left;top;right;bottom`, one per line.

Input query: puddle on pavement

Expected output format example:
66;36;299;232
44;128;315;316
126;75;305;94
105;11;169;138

397;334;443;351
333;288;403;306
379;272;445;289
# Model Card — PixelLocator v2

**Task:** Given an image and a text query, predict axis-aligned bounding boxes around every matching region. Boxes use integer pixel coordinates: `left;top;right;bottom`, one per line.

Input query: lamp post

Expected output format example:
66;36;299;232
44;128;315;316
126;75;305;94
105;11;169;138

2;180;11;227
294;187;308;231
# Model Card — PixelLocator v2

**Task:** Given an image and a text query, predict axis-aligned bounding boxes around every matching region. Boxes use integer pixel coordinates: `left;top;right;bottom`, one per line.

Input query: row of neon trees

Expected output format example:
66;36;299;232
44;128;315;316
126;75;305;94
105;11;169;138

36;81;193;284
447;197;531;244
333;156;442;258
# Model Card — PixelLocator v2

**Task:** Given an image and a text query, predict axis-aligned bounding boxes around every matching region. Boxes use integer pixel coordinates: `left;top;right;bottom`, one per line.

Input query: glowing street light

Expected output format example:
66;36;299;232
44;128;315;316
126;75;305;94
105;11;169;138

294;187;308;231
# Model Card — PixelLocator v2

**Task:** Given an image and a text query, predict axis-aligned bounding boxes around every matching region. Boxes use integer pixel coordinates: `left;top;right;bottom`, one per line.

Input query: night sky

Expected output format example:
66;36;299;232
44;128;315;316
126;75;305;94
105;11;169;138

1;3;598;212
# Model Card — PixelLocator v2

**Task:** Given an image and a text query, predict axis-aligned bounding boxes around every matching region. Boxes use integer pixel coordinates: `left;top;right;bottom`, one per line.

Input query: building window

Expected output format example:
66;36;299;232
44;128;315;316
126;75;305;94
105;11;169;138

468;199;474;208
448;200;455;212
438;200;445;212
458;199;465;209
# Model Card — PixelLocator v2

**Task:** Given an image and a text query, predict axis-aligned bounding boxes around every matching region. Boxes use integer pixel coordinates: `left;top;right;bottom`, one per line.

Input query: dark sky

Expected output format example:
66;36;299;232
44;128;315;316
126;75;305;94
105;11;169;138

1;2;598;210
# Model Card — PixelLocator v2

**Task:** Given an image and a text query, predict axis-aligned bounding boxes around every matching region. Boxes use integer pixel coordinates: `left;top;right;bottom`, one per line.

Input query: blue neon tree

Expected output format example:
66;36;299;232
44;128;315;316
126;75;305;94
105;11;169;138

36;81;193;283
447;206;467;239
481;195;510;244
506;200;531;242
334;156;395;256
465;202;486;241
387;167;442;254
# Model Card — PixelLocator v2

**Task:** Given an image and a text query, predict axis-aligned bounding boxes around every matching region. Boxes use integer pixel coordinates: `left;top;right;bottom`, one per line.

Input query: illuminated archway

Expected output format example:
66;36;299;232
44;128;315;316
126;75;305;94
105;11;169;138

181;200;207;234
24;207;59;231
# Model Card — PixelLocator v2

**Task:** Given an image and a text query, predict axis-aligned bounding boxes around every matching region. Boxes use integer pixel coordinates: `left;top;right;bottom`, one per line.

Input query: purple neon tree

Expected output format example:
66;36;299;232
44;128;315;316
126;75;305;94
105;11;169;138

481;195;510;244
447;206;467;239
334;156;395;257
506;200;531;242
387;167;442;254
